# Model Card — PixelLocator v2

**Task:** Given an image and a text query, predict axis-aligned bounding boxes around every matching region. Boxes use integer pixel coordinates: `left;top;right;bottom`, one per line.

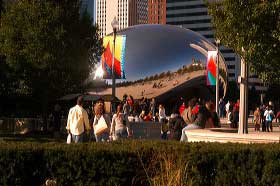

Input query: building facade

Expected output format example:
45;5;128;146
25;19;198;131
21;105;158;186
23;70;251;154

148;0;166;24
166;0;239;82
95;0;148;37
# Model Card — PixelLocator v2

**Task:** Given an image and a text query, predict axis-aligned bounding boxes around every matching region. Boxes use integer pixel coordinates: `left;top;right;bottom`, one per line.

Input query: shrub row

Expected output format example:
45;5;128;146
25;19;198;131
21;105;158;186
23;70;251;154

0;141;280;186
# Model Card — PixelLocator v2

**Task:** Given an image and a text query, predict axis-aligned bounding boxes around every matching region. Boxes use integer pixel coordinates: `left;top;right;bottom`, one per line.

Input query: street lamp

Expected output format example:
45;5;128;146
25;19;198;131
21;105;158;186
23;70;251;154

215;39;220;115
111;17;118;112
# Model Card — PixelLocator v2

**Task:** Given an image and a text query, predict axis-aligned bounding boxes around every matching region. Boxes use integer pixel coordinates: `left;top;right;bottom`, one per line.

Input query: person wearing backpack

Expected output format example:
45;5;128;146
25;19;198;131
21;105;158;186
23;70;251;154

264;106;274;132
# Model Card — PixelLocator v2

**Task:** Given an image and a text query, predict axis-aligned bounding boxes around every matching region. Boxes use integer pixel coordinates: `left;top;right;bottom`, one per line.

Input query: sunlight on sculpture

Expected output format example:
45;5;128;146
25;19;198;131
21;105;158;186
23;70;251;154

94;65;104;79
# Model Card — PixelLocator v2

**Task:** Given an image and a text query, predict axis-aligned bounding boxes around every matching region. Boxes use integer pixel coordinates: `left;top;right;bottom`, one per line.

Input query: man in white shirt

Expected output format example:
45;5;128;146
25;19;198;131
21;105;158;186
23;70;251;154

66;96;91;143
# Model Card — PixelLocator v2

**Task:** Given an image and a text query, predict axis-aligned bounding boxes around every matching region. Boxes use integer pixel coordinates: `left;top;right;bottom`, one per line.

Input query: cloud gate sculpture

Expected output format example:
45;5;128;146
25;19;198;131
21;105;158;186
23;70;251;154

95;24;227;104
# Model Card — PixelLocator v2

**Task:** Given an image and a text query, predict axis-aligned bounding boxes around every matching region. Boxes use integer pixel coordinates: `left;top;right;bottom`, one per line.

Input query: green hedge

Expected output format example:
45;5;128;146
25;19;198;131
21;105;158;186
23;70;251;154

0;141;280;186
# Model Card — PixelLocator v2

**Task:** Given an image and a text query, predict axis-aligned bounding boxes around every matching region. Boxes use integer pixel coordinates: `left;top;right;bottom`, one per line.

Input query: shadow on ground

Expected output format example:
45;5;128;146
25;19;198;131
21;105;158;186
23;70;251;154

210;128;238;133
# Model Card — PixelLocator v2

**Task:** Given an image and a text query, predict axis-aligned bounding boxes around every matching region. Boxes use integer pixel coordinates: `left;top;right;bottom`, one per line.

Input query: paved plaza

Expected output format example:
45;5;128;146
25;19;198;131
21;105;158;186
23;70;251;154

187;118;280;143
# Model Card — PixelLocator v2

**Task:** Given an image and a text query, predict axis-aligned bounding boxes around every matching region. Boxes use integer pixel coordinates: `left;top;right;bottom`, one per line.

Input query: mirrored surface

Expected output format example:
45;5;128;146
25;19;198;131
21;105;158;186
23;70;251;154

95;24;227;101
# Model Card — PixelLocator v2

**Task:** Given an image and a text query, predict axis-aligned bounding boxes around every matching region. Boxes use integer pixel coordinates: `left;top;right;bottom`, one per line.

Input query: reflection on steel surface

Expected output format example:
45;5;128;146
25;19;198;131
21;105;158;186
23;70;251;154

94;24;227;100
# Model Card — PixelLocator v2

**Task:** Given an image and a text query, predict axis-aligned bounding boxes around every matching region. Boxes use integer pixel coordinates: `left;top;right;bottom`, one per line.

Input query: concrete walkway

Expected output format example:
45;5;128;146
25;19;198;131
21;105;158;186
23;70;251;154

187;118;280;143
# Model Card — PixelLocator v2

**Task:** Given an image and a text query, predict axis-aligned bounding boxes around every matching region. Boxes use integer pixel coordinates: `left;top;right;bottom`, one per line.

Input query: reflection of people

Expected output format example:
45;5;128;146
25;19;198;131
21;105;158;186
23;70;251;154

66;96;91;143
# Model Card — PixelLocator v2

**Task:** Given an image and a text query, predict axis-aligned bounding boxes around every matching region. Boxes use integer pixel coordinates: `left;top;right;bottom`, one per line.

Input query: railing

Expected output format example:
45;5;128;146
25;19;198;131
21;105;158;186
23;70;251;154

0;118;67;134
0;118;162;139
130;122;161;140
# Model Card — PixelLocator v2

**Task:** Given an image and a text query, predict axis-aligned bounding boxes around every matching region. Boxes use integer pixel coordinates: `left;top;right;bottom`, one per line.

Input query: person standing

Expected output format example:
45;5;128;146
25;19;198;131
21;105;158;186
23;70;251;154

150;97;156;118
139;110;146;122
110;104;130;140
232;99;240;128
66;96;91;143
93;100;110;142
161;118;169;140
123;100;130;117
225;101;230;119
264;106;274;132
218;98;225;118
158;104;166;123
127;95;134;115
276;111;280;123
253;107;261;131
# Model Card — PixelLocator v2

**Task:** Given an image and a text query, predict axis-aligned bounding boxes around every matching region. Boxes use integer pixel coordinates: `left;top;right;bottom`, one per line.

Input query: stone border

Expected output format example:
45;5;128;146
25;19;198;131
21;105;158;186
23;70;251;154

186;128;280;143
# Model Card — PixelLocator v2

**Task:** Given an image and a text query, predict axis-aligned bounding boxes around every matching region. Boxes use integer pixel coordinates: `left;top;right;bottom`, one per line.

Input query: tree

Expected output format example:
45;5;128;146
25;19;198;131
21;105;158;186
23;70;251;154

0;0;102;114
207;0;280;84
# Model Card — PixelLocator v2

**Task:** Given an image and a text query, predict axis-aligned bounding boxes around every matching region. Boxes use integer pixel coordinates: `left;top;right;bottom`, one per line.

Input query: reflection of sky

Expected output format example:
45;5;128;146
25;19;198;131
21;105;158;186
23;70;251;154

105;24;224;82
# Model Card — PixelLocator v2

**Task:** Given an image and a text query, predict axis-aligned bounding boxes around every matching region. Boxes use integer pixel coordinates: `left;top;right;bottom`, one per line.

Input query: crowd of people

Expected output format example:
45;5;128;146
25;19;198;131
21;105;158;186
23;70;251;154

219;98;280;132
65;95;219;143
253;104;278;132
65;95;280;143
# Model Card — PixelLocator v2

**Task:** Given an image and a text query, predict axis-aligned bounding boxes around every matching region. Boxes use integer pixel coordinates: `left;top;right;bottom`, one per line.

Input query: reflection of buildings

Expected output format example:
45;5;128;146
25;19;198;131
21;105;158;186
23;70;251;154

81;0;95;24
95;0;167;37
166;0;267;92
95;0;148;37
95;24;228;103
166;0;239;82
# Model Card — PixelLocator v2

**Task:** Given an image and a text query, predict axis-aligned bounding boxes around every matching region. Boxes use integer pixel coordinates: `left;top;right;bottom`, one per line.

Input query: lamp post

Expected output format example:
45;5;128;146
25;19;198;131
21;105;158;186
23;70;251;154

111;17;118;112
238;47;248;134
215;39;220;115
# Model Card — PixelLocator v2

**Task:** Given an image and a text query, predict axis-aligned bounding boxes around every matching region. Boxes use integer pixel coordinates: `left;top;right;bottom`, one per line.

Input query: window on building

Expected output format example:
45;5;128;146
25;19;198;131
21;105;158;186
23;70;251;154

227;65;235;69
229;73;235;77
224;57;235;61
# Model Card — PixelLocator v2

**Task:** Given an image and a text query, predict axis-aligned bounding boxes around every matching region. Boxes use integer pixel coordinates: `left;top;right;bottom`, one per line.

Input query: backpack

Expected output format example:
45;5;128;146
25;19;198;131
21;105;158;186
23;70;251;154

266;112;272;122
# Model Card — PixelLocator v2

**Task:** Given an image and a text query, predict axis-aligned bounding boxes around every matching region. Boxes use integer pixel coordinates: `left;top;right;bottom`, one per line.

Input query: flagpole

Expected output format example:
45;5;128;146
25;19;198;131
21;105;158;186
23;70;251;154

215;39;220;114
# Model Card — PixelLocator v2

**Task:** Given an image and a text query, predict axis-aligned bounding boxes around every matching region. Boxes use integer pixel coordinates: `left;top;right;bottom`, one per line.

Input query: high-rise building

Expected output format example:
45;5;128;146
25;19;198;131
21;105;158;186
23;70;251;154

148;0;166;24
81;0;95;24
166;0;239;82
95;0;148;37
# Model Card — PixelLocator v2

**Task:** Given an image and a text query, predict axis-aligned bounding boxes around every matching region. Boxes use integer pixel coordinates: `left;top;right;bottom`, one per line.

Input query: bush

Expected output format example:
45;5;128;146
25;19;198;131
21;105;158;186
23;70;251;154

0;141;280;186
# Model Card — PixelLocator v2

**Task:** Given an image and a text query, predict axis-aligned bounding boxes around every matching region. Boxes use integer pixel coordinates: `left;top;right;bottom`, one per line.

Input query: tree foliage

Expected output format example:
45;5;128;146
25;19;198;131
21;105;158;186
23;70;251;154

0;0;102;112
207;0;280;84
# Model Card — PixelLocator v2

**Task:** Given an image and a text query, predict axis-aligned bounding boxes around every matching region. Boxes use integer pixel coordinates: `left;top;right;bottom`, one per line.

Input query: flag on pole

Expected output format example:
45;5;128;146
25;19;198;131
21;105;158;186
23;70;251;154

206;51;217;85
101;35;126;79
